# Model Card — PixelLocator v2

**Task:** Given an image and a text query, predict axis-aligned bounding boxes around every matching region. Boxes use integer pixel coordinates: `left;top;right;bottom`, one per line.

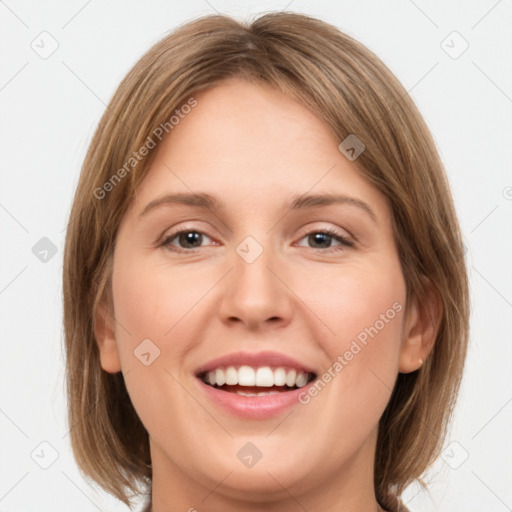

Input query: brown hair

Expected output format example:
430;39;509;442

62;11;470;510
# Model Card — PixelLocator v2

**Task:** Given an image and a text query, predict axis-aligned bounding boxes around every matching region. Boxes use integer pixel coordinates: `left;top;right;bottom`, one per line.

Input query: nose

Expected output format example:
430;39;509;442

217;239;295;331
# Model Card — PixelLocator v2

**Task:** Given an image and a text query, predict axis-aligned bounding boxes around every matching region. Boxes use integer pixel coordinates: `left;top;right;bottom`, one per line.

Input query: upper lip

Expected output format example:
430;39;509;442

195;350;317;377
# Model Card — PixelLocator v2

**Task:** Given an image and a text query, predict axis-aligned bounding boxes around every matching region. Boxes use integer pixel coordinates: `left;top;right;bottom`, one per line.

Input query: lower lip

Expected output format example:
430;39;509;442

197;379;314;419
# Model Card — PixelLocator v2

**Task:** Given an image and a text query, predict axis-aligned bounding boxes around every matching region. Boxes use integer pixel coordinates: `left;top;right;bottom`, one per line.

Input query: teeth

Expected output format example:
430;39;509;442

202;365;311;388
238;365;255;386
215;368;226;386
236;390;281;397
285;369;297;387
295;372;308;387
273;367;286;386
225;366;238;385
255;367;274;387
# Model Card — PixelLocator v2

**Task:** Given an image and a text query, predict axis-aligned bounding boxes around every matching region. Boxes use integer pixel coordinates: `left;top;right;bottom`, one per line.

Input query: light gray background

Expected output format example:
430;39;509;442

1;1;511;511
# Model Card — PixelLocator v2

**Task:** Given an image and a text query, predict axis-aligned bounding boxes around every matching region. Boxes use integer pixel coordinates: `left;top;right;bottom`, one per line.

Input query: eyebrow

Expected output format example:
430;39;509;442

138;192;377;222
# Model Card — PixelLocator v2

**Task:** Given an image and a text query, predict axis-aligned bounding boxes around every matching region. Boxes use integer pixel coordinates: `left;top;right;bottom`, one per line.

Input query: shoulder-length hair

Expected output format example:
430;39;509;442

62;11;470;510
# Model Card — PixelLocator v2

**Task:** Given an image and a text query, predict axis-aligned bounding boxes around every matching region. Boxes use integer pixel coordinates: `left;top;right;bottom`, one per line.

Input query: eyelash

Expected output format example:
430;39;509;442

159;227;354;253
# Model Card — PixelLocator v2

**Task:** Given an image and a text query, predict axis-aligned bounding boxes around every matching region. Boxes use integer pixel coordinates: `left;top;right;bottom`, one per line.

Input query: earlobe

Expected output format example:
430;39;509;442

399;279;442;374
94;298;122;374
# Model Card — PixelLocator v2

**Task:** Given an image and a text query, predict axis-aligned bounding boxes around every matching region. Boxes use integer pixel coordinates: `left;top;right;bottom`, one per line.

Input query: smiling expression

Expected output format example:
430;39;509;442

95;77;419;507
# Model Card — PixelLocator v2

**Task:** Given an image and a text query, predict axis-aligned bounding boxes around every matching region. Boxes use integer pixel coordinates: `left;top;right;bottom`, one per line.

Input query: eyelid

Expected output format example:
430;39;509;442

296;222;353;241
159;234;216;253
159;222;352;241
295;227;355;249
158;222;218;244
159;222;356;253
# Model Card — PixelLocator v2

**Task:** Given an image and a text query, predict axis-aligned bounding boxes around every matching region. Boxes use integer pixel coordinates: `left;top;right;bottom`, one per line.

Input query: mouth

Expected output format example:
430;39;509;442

194;351;319;418
197;365;317;396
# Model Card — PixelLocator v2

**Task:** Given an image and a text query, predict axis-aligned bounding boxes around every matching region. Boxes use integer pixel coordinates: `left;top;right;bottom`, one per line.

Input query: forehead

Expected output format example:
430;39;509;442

175;77;339;155
129;77;390;222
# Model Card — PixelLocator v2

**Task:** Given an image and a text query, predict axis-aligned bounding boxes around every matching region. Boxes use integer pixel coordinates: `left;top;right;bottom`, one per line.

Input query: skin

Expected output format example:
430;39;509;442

95;77;438;512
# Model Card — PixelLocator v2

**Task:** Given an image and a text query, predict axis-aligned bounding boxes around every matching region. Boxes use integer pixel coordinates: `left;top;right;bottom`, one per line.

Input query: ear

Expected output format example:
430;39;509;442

399;278;442;373
94;294;122;373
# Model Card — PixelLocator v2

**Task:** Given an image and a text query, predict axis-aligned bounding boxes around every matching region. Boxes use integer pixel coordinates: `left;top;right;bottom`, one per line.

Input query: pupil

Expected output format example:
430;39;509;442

310;233;330;248
180;231;201;248
177;232;332;249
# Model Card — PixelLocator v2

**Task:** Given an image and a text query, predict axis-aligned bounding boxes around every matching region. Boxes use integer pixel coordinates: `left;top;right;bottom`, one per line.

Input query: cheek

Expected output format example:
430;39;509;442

109;255;215;435
300;266;406;439
310;260;406;380
111;253;210;354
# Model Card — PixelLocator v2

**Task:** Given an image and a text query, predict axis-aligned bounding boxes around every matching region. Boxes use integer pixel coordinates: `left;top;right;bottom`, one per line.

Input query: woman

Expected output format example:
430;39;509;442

62;12;469;512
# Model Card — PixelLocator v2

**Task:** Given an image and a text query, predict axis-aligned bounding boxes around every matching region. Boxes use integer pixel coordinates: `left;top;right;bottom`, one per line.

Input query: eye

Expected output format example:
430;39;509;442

160;229;215;251
296;228;354;251
159;227;354;253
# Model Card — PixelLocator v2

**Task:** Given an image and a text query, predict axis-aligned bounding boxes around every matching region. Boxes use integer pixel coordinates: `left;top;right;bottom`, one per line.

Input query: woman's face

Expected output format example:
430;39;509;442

97;77;420;506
